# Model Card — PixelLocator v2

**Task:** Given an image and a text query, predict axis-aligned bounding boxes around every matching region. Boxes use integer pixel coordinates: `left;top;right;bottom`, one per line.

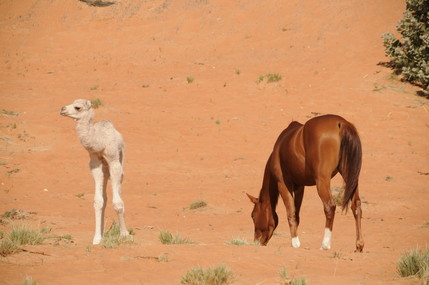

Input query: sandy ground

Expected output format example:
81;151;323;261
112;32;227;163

1;0;428;284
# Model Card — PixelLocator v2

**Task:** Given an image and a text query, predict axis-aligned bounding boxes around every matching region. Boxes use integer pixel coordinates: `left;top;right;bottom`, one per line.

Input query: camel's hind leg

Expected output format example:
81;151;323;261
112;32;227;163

351;187;364;252
90;154;108;245
108;159;129;237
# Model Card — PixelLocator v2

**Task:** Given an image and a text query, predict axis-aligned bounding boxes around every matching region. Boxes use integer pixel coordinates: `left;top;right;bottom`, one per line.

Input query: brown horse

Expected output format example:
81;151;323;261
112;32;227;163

247;114;364;252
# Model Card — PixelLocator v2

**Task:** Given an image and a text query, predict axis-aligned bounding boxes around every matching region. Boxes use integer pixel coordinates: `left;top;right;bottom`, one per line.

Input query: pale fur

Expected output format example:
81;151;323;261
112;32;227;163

60;99;129;244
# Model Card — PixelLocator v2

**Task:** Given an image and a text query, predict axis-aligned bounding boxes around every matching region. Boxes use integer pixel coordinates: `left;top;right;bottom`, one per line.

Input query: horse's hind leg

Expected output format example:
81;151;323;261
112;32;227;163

316;176;336;250
351;187;364;252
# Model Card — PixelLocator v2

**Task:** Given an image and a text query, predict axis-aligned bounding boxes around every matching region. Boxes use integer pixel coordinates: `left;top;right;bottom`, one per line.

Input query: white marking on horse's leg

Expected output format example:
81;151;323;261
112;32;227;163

291;236;301;248
320;228;332;250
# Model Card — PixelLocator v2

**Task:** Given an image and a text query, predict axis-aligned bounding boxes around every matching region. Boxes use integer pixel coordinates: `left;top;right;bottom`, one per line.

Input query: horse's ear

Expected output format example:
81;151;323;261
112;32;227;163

246;193;259;204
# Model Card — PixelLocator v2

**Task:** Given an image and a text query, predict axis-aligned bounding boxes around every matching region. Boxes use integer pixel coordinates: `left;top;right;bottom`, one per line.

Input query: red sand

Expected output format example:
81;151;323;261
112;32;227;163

1;0;428;284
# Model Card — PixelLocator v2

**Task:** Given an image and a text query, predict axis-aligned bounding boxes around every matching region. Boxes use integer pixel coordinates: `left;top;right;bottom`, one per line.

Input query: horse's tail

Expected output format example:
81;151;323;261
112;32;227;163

339;121;362;211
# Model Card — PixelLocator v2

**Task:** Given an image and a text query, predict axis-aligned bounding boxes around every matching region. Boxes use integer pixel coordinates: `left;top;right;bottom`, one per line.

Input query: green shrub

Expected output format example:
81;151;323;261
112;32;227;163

159;230;193;245
397;248;429;279
8;226;44;246
101;222;134;248
189;200;207;210
181;265;233;285
383;0;429;91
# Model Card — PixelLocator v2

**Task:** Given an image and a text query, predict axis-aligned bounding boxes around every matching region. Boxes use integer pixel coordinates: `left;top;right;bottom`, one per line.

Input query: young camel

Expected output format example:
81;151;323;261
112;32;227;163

60;99;129;245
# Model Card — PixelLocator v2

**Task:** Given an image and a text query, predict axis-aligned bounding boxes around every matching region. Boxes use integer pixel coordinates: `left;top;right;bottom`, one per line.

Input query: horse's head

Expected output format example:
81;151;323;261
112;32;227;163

247;193;278;246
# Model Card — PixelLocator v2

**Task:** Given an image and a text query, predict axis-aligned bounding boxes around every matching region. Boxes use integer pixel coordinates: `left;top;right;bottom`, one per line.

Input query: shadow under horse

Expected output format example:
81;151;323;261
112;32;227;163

247;114;364;252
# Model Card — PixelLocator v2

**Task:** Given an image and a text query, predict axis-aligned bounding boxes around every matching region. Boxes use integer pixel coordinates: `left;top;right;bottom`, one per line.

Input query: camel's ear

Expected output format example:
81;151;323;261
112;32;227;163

86;100;93;109
246;193;259;204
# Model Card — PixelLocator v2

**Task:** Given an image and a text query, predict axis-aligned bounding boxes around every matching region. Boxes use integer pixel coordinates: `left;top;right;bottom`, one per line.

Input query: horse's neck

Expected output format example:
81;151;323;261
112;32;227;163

259;156;279;211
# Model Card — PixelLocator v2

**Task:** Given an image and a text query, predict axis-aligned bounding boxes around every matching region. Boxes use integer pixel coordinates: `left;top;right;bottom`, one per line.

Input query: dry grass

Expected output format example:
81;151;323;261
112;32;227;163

181;265;233;285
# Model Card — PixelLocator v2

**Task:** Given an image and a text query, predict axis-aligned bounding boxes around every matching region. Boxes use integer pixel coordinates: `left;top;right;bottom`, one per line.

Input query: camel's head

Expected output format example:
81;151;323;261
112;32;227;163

247;193;278;246
60;99;92;120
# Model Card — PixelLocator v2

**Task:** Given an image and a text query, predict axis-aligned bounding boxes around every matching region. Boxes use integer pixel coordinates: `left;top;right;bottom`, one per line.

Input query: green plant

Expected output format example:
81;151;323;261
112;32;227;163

101;222;134;248
0;109;19;117
159;230;193;245
79;0;115;6
90;98;103;109
279;266;308;285
21;276;37;285
257;73;282;83
0;238;20;256
382;0;429;92
187;76;194;84
8;226;44;246
189;200;207;210
181;265;233;285
397;248;429;280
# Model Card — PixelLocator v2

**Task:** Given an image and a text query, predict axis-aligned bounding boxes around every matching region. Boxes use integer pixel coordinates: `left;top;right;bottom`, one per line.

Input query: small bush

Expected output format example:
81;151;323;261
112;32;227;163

101;222;134;248
189;200;207;210
382;0;429;92
159;230;193;245
90;98;103;109
397;248;429;279
257;73;282;83
279;266;308;285
181;265;233;285
187;77;194;84
21;276;37;285
8;226;44;246
0;238;20;256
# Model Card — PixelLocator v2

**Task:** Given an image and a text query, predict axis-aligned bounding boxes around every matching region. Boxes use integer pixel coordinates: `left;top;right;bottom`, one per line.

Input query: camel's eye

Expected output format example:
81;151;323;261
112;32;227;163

74;106;81;111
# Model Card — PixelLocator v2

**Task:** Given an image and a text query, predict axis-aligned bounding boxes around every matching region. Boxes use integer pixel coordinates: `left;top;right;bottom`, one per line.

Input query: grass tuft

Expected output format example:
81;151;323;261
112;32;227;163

181;265;233;285
187;77;194;84
90;98;103;109
79;0;115;7
257;73;282;83
21;276;37;285
397;248;429;280
0;238;20;256
279;266;308;285
101;222;134;248
189;200;207;210
159;230;193;245
8;226;44;246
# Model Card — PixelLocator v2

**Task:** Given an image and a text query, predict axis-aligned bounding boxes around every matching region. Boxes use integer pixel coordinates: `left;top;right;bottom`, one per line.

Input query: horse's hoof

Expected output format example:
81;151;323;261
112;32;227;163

355;240;364;252
291;237;301;248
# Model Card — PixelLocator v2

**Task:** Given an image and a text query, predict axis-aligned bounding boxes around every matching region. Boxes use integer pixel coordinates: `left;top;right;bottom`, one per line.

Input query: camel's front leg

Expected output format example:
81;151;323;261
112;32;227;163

90;155;107;245
109;160;129;237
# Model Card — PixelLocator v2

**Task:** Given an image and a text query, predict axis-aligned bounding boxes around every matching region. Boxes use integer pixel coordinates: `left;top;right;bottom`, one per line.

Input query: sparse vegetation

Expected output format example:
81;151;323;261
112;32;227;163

331;186;345;207
189;200;207;210
0;109;19;117
101;222;134;248
159;230;193;245
90;98;103;109
187;76;195;84
21;276;37;285
279;266;308;285
382;0;429;92
397;248;429;281
1;209;35;224
257;73;282;83
227;238;259;246
79;0;115;7
181;265;233;285
8;225;45;246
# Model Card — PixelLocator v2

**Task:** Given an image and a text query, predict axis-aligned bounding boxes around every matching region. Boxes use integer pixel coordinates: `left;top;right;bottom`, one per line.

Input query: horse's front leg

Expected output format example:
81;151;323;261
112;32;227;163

316;176;336;250
277;181;300;248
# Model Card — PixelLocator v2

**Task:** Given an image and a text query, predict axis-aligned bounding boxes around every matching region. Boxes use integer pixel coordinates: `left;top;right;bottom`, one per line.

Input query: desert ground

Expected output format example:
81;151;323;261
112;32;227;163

1;0;428;284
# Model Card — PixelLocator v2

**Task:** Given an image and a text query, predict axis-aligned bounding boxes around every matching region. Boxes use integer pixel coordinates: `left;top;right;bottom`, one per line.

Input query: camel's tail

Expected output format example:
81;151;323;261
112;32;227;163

338;121;362;211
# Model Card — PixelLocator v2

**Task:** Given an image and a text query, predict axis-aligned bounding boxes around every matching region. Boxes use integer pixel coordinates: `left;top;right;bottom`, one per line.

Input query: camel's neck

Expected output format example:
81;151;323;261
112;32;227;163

75;110;95;148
